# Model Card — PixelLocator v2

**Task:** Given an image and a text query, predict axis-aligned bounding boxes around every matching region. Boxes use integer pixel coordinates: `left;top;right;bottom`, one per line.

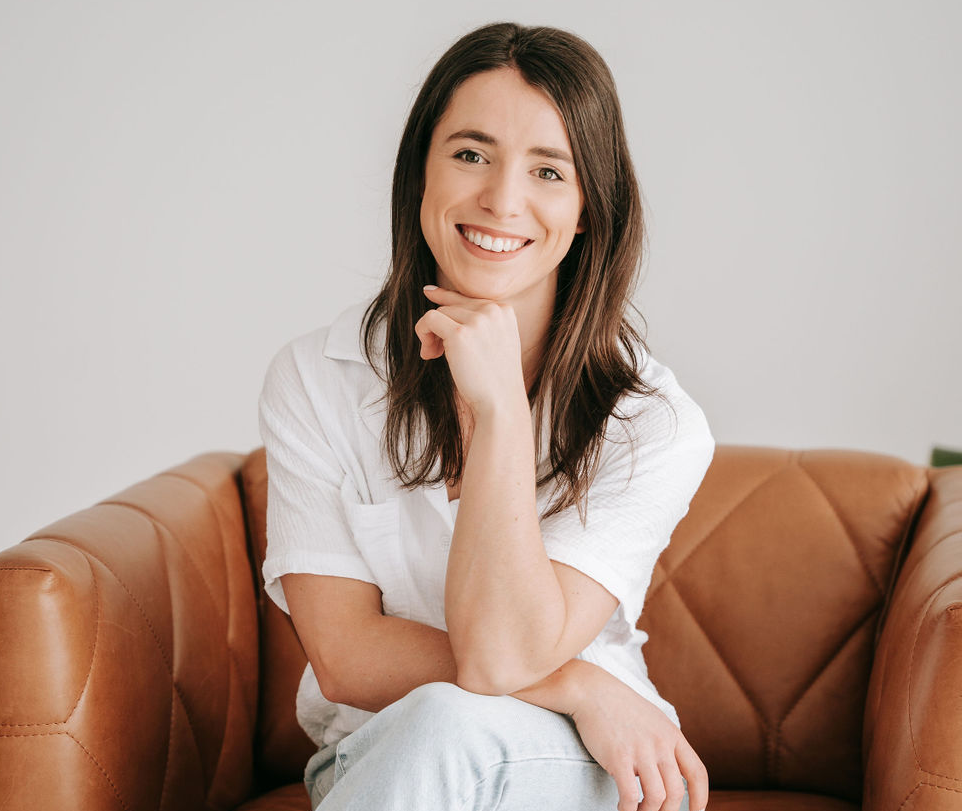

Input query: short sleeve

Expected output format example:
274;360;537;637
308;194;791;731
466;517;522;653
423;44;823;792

540;360;714;634
258;338;376;614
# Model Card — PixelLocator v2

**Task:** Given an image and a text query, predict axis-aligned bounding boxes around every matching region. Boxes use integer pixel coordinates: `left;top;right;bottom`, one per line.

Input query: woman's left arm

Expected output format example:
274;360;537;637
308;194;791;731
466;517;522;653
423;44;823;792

417;286;620;694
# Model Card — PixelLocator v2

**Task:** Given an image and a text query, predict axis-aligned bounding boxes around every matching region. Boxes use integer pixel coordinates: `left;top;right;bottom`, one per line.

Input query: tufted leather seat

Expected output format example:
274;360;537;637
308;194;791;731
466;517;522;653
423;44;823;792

1;446;960;810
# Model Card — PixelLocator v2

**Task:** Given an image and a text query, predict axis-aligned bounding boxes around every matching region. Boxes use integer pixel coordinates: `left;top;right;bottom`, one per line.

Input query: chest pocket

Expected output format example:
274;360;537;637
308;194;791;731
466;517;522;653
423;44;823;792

342;497;410;618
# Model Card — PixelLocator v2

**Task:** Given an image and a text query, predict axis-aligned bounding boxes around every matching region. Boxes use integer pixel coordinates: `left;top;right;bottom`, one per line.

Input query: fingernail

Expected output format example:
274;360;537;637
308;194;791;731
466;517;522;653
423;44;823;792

423;284;438;291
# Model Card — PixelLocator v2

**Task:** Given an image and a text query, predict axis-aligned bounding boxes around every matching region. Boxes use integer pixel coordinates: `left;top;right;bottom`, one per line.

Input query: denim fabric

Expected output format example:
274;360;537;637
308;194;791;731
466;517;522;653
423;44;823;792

305;682;690;811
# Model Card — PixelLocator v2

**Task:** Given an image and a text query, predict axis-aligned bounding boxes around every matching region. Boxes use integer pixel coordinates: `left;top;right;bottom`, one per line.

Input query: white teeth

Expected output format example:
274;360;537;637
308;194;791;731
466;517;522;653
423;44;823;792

460;227;527;253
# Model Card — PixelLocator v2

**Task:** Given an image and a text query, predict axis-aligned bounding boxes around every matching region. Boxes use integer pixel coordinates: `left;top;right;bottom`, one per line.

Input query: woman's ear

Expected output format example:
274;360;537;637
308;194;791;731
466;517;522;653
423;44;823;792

575;209;587;234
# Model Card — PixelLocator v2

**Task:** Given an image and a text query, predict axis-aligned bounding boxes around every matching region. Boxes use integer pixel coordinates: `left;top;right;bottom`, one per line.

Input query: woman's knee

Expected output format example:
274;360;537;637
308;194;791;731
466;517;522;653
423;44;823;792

350;681;516;759
389;681;495;733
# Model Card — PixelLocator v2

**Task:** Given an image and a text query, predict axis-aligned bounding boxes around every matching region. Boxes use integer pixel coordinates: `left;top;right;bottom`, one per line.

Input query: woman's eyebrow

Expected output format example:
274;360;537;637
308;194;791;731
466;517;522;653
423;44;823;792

445;129;574;166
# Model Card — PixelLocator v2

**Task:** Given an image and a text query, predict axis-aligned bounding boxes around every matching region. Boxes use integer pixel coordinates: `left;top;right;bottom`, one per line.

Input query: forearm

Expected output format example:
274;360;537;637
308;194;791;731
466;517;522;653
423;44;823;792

332;612;588;716
317;613;457;712
444;392;568;690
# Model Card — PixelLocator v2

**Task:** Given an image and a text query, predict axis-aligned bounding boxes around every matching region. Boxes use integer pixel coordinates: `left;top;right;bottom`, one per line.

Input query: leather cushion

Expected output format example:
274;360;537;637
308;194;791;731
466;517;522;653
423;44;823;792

241;447;316;788
640;447;927;802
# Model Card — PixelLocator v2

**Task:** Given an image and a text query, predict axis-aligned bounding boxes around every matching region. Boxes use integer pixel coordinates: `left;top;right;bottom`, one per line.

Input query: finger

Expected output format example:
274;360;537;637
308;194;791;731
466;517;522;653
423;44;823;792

610;763;640;811
414;309;458;359
636;759;667;811
656;759;686;811
422;284;491;306
433;304;484;326
675;741;709;811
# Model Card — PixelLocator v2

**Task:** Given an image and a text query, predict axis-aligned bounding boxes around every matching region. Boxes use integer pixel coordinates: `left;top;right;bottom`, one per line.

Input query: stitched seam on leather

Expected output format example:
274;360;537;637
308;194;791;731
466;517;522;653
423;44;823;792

795;461;884;595
917;782;962;794
65;552;101;724
207;475;235;803
666;578;772;777
897;781;962;811
780;606;878;726
100;499;226;628
647;464;787;603
34;535;207;778
157;673;175;811
896;782;923;811
0;730;67;737
164;468;257;717
908;578;962;784
106;484;258;757
876;472;930;651
0;554;101;727
99;493;248;795
66;731;132;811
209;476;259;800
774;607;877;793
0;566;53;572
165;467;258;800
906;584;938;776
925;528;962;550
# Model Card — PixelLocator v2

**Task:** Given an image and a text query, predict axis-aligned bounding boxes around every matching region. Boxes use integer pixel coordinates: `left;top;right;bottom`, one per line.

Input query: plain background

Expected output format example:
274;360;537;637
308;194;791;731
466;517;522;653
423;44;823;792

2;1;959;549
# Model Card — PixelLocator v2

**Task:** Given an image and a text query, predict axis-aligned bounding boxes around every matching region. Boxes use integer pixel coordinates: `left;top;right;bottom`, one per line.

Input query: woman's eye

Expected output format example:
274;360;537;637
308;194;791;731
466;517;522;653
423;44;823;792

537;167;562;181
455;150;485;164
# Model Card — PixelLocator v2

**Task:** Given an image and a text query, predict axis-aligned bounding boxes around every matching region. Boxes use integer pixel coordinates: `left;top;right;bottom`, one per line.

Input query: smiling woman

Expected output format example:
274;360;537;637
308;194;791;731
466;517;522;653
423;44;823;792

258;21;713;811
421;68;584;311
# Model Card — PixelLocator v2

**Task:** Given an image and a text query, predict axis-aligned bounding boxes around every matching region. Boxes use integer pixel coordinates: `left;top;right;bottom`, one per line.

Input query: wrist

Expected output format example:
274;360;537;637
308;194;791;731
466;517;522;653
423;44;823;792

552;659;599;717
468;383;530;426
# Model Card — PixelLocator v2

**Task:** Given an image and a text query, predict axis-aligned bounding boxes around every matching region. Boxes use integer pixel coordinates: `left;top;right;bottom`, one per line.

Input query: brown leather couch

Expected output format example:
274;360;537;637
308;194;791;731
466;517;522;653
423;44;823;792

2;446;960;811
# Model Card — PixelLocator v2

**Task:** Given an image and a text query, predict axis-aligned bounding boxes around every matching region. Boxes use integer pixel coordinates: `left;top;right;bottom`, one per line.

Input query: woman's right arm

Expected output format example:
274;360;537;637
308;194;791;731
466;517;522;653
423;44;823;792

282;572;708;811
282;573;456;711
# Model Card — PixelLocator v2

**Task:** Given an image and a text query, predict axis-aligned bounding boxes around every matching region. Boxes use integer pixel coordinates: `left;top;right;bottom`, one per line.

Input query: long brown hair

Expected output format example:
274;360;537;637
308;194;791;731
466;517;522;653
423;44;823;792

363;21;665;520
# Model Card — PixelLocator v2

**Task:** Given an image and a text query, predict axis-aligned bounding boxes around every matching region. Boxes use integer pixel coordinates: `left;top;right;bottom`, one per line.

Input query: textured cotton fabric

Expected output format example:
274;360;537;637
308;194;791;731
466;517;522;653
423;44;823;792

259;300;714;748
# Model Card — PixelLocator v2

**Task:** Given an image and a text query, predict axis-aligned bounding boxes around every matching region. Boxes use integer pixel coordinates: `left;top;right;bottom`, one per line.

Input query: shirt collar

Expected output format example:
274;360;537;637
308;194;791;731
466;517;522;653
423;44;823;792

322;300;372;364
321;299;389;443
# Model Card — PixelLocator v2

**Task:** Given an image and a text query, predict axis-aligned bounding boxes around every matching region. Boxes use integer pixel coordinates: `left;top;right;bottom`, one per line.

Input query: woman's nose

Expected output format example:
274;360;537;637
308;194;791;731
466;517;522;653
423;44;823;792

478;167;524;220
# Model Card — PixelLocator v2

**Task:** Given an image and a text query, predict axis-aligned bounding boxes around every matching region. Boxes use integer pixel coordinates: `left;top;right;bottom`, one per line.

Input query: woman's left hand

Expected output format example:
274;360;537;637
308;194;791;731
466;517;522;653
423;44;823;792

567;663;709;811
415;285;527;417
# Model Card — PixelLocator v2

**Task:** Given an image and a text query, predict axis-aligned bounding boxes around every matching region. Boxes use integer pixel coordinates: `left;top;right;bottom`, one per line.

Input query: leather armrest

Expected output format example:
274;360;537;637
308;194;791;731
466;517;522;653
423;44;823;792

863;465;962;811
0;452;260;811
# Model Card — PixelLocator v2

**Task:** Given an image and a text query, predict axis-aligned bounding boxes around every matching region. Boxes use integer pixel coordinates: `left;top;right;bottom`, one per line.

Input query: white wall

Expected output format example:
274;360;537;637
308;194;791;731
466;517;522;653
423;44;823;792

3;1;960;548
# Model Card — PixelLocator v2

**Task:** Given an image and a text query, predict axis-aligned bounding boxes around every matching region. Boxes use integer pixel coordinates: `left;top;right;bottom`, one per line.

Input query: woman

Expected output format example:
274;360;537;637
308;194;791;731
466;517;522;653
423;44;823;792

260;22;713;811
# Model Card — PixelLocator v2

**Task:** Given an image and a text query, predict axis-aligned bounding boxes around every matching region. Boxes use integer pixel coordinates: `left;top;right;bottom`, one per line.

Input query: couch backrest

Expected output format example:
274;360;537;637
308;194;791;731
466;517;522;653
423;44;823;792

242;445;929;801
0;452;261;811
638;446;928;803
240;448;316;789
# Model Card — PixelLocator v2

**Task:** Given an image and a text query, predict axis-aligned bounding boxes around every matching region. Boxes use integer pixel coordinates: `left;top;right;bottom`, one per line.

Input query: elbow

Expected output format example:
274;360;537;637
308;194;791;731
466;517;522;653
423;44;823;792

315;672;347;705
312;662;355;707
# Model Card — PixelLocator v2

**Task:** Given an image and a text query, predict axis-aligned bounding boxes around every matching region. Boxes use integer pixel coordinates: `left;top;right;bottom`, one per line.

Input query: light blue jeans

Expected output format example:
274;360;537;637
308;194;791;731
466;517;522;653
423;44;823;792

305;681;690;811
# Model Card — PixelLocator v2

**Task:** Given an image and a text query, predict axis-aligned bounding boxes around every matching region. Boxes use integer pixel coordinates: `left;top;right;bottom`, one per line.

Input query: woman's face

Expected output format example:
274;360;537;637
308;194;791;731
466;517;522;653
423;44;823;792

419;68;585;310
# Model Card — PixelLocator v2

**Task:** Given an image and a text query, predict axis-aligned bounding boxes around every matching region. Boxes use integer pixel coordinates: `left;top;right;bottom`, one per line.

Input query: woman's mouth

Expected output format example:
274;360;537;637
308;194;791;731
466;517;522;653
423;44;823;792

457;225;532;254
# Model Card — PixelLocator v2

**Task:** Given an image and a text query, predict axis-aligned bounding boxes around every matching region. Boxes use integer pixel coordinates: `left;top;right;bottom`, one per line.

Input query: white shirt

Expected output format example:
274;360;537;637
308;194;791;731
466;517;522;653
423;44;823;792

259;301;714;748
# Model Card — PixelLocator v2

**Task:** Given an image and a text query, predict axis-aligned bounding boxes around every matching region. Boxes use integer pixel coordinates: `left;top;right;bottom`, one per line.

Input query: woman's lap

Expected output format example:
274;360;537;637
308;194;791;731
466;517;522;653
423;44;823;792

306;681;689;811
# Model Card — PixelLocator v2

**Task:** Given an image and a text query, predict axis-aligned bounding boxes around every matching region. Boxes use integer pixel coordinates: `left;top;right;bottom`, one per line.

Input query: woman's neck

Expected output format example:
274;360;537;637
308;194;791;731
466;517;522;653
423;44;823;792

510;270;557;395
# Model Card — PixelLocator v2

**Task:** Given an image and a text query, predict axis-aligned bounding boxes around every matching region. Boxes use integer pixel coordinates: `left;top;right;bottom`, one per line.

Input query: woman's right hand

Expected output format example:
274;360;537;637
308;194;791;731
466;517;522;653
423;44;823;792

414;285;528;420
568;664;708;811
